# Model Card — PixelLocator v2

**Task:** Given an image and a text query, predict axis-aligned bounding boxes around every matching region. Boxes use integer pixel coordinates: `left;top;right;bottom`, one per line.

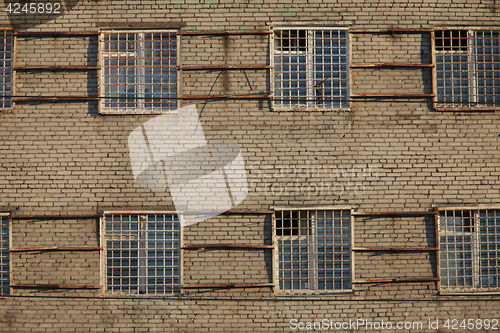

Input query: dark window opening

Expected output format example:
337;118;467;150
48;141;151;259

435;30;468;51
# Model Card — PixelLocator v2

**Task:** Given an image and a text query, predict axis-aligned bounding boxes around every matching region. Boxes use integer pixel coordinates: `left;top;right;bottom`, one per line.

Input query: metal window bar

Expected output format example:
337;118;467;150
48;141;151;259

0;30;13;109
104;213;180;295
434;29;500;110
439;208;500;293
0;216;8;295
272;28;349;111
100;31;178;114
275;209;352;292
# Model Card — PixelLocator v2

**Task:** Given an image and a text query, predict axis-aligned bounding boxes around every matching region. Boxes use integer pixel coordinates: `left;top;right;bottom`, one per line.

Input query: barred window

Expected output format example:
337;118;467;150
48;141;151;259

439;208;500;293
272;28;349;111
104;213;180;294
275;209;352;292
434;29;500;110
0;215;8;295
100;31;177;114
0;30;13;109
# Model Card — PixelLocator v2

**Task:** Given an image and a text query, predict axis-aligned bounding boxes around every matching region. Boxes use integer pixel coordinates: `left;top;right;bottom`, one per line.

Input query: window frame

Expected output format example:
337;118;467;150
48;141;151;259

272;207;354;294
271;27;350;111
0;29;14;112
432;27;500;111
101;211;183;296
438;206;500;294
98;30;179;115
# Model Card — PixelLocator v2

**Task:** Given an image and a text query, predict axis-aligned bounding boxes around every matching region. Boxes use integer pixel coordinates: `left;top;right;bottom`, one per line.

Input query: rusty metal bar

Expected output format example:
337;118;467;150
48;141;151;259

179;65;271;70
11;283;101;289
11;32;17;113
271;211;277;292
182;283;274;289
353;247;438;251
15;31;99;36
15;65;100;70
11;214;101;220
437;205;500;211
432;26;500;31
435;108;500;111
352;211;435;216
8;216;12;296
431;29;437;110
440;107;500;112
434;211;441;292
182;244;273;250
353;277;439;284
351;93;434;98
349;28;433;34
180;94;270;100
225;209;273;214
11;246;102;252
14;97;99;102
179;30;272;36
350;63;433;68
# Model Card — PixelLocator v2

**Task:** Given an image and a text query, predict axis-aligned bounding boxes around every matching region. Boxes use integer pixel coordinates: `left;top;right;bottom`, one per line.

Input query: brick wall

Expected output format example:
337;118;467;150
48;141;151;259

1;0;500;331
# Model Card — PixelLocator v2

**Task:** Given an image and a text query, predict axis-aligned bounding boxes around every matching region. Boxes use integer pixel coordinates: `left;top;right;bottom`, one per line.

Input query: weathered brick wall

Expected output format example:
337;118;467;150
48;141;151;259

1;0;500;331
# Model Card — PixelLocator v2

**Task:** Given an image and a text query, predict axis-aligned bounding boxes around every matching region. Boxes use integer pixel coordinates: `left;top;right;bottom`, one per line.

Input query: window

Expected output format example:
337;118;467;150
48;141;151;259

0;215;8;295
274;209;352;292
272;28;349;110
100;31;177;114
0;30;13;110
434;29;500;110
104;213;181;294
439;208;500;293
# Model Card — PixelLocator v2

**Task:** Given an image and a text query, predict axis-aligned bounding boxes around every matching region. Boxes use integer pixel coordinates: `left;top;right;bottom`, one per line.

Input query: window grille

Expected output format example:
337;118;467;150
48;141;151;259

0;215;8;295
439;208;500;293
434;29;500;110
100;31;178;114
0;30;13;109
104;213;180;294
275;209;352;291
272;28;349;110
